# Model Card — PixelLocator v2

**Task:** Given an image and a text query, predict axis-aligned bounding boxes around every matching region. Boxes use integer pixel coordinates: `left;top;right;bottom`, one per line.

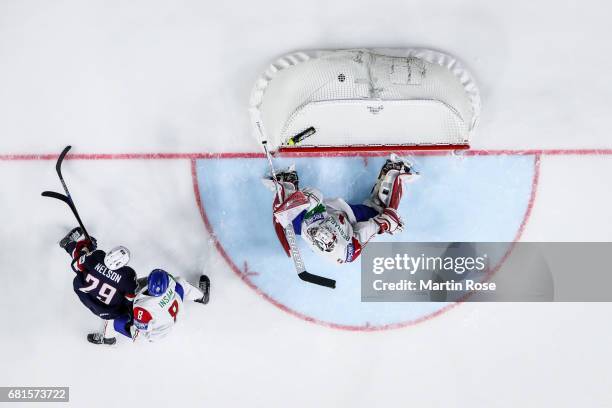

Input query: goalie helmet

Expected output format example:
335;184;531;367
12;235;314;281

307;225;337;252
104;246;130;270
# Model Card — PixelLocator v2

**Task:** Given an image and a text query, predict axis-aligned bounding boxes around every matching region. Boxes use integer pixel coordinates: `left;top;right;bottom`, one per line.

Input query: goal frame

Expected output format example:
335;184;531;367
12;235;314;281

276;143;471;155
250;48;481;154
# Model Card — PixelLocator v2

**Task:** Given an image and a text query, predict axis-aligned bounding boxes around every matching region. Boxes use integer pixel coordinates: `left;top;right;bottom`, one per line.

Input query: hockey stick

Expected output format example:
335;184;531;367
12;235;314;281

262;140;336;289
42;145;93;243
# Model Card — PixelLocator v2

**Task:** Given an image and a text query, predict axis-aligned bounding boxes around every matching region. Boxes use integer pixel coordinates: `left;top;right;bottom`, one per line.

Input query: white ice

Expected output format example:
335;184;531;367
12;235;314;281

1;1;612;407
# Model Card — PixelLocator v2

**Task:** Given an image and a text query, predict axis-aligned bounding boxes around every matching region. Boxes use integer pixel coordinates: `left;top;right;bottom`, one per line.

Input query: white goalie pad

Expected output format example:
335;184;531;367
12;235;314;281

249;48;481;152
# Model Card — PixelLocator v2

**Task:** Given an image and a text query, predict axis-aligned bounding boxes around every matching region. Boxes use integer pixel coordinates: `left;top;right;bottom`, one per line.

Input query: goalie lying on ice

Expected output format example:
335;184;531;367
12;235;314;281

263;154;419;264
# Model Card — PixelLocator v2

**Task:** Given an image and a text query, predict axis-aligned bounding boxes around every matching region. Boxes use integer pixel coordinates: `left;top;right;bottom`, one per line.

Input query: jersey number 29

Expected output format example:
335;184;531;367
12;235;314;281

79;274;117;305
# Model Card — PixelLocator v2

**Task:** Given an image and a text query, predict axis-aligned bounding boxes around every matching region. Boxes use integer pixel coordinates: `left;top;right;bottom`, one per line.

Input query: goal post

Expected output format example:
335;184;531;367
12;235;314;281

249;48;481;154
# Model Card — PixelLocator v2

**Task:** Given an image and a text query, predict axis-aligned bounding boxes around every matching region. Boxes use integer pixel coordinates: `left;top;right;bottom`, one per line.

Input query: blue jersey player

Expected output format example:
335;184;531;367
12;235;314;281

60;227;137;345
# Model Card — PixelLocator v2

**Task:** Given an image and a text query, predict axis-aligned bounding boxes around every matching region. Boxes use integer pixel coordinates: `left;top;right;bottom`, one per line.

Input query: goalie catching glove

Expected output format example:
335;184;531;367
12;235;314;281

373;207;403;234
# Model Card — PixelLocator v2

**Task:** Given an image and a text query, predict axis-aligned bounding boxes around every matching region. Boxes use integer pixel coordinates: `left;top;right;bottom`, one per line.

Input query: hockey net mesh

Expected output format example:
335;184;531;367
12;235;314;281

250;48;481;152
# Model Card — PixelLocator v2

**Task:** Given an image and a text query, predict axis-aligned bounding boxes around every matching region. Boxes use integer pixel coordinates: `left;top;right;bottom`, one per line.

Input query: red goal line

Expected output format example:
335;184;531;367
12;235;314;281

1;148;612;161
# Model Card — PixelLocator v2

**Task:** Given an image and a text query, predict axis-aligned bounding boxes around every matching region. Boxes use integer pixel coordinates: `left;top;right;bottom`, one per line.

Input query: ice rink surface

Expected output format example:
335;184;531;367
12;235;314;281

1;1;612;407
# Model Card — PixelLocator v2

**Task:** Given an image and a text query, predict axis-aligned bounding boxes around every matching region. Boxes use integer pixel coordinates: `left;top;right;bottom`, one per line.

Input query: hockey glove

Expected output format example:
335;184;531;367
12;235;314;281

74;236;97;256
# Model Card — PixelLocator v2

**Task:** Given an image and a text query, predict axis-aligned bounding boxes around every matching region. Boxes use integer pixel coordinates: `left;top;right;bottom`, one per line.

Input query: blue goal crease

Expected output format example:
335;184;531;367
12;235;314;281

195;155;536;328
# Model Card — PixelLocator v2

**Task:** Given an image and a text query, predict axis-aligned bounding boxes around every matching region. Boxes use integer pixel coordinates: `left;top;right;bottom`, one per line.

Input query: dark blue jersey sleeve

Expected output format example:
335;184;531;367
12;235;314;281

118;266;137;302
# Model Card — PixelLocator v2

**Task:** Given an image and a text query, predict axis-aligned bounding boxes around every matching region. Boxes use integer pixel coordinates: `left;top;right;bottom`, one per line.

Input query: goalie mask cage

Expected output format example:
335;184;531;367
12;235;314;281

249;48;481;154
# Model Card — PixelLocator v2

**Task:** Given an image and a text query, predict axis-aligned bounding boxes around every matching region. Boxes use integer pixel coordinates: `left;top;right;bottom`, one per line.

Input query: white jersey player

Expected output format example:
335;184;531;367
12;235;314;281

130;269;210;342
265;154;419;264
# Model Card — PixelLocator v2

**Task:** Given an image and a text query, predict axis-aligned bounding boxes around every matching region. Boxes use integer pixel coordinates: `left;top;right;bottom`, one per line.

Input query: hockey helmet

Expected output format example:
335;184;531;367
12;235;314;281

148;269;170;297
308;225;337;252
104;246;130;270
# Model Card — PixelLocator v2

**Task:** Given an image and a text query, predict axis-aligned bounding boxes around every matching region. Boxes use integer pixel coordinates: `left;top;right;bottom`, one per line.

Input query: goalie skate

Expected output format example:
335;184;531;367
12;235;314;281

377;153;419;180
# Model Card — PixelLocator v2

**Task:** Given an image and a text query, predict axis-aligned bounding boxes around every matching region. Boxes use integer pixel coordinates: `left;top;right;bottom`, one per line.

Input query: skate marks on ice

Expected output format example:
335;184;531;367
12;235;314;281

193;155;538;330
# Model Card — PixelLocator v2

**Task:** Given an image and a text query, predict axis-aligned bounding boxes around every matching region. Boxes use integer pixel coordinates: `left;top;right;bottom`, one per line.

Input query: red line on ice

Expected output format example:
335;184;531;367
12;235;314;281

514;154;541;240
1;148;612;161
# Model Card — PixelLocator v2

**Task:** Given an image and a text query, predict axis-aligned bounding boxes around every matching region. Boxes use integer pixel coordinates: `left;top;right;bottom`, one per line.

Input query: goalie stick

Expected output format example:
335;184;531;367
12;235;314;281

261;139;336;289
41;145;93;244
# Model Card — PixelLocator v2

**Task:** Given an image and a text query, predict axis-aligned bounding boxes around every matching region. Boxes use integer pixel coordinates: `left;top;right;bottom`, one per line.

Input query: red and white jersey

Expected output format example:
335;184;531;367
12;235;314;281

274;186;380;264
132;276;202;342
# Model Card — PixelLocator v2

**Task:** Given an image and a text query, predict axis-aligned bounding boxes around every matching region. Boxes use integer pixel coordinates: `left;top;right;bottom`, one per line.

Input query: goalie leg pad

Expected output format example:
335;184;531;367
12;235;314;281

378;169;413;210
274;220;291;257
367;155;419;211
378;169;400;209
274;190;309;226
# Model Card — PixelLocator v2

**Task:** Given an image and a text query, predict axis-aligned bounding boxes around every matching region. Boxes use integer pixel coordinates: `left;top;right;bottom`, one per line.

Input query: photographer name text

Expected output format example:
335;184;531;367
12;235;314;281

373;279;496;292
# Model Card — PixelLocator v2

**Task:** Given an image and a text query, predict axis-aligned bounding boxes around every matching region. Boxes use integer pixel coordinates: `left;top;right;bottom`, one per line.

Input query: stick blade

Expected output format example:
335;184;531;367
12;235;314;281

298;271;336;289
41;190;70;203
56;145;72;174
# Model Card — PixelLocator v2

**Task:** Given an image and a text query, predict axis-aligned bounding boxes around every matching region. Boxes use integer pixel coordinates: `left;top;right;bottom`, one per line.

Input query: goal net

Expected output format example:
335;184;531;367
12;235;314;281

249;48;481;153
